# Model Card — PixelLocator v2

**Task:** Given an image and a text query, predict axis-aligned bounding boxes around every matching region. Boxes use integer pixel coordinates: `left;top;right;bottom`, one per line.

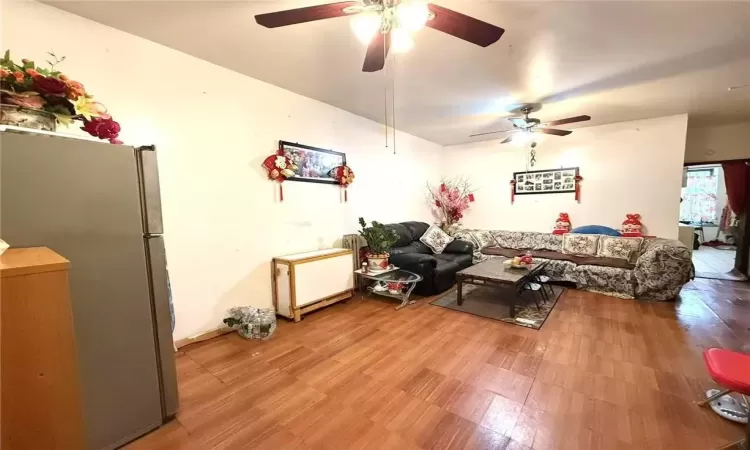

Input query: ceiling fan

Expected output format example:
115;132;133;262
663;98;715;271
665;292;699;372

255;0;505;72
470;106;591;143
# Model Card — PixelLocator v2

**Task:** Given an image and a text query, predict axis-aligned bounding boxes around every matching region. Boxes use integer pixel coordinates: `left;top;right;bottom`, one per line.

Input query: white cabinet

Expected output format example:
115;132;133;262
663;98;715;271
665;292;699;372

272;248;354;321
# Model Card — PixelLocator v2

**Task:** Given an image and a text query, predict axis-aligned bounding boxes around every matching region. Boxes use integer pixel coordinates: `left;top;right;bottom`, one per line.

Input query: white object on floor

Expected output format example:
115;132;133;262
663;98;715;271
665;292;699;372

706;389;749;424
0;239;9;256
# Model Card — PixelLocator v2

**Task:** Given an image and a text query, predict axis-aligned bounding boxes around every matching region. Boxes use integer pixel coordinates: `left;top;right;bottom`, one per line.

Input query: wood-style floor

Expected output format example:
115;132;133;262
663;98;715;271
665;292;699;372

128;279;750;450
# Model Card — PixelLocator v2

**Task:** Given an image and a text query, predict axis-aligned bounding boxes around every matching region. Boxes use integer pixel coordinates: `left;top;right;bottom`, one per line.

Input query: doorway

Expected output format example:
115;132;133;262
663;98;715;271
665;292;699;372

680;163;748;281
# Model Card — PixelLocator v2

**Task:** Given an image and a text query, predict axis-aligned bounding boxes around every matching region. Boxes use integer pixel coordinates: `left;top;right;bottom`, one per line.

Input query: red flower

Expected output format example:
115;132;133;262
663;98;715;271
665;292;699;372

468;193;475;202
25;68;40;78
81;117;122;144
13;71;24;83
0;68;11;78
64;80;86;100
34;76;67;96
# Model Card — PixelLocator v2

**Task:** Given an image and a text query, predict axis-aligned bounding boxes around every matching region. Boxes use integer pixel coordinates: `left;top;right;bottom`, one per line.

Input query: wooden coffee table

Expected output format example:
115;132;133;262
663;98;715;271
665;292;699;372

455;257;547;317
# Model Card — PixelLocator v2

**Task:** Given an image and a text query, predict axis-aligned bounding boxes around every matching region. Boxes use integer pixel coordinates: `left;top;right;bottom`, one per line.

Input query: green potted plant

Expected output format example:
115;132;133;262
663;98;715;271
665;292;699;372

358;217;399;271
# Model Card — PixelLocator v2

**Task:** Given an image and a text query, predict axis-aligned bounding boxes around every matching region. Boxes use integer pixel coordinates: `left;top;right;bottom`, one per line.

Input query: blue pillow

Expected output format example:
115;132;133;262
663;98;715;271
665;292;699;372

571;225;622;236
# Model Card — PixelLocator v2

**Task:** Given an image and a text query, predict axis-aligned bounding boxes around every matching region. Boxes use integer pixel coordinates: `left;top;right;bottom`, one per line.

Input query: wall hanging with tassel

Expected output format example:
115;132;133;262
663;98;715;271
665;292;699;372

329;165;355;202
262;149;297;202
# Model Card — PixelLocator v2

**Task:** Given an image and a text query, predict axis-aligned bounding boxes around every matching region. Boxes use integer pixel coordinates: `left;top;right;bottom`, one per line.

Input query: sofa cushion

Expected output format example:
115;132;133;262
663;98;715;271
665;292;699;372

434;252;472;269
526;232;563;251
491;231;532;249
403;222;430;241
420;224;454;254
562;234;599;256
452;229;483;263
597;236;644;262
470;230;497;250
386;223;414;247
390;241;431;256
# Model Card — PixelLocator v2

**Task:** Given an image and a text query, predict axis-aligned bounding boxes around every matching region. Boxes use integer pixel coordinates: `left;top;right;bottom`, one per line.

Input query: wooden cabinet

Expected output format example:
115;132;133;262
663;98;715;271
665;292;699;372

1;247;85;449
272;249;354;322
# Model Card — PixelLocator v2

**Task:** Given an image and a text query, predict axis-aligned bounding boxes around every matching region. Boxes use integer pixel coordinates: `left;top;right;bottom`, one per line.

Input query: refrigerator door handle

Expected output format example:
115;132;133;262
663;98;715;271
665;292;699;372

143;235;179;419
136;146;164;235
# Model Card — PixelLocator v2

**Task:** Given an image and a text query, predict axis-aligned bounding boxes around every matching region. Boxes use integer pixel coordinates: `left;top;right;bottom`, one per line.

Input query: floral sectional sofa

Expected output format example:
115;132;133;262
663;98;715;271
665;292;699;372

452;230;693;300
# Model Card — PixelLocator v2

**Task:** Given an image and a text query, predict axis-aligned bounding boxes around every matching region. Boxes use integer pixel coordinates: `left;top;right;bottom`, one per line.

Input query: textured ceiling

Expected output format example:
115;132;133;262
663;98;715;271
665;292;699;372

47;0;750;145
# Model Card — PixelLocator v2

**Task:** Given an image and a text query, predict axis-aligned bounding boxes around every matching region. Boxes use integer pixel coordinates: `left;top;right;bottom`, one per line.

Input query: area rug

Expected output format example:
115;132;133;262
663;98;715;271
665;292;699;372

430;284;564;330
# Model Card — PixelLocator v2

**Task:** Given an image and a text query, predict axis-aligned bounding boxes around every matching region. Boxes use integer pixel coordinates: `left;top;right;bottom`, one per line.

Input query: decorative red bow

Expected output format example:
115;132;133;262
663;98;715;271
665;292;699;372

328;165;355;202
559;213;570;221
262;149;297;201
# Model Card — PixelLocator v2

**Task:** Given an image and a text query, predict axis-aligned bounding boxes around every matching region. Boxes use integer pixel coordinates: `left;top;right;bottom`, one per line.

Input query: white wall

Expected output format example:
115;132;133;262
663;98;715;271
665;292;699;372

442;115;689;239
686;121;750;163
3;1;442;341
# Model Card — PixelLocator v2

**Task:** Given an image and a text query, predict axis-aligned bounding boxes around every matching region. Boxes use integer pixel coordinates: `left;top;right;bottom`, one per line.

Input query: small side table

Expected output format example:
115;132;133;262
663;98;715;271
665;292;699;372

355;268;423;310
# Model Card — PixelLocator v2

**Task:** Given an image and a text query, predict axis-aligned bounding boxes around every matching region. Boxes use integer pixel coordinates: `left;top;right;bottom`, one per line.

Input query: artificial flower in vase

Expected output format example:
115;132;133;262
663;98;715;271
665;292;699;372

427;177;476;236
0;50;122;144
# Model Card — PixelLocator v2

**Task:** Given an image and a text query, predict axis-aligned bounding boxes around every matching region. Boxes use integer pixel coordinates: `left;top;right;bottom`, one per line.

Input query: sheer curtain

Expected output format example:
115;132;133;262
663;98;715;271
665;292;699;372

680;168;718;223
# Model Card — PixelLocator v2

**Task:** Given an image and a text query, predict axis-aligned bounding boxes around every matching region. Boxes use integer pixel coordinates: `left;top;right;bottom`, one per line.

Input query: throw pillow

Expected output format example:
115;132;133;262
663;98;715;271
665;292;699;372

597;236;644;261
470;230;496;250
420;224;454;254
562;233;600;256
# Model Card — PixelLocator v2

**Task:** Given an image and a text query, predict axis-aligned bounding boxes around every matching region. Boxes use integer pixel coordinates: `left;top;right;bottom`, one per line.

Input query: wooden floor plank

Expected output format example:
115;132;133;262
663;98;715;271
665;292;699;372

126;280;748;449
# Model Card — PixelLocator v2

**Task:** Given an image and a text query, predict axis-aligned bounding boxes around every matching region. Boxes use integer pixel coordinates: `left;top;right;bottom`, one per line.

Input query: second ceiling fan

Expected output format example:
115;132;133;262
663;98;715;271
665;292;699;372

470;106;591;143
255;0;505;72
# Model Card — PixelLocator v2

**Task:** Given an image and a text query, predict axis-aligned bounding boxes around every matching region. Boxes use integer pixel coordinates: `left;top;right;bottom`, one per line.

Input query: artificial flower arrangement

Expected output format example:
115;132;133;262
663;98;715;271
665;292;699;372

0;50;122;144
427;177;475;235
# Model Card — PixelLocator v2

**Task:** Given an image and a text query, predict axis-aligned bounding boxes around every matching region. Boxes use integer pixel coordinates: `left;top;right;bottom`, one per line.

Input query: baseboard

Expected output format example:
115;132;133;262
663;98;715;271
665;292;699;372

174;326;233;349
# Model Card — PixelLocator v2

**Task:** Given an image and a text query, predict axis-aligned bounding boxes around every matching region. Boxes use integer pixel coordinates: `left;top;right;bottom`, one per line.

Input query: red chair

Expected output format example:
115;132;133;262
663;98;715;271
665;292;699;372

699;348;750;449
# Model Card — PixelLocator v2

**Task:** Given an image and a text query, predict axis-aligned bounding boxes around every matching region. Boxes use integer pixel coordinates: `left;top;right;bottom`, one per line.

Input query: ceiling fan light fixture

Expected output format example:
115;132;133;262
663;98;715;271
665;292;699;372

350;11;382;45
396;0;429;32
391;27;414;53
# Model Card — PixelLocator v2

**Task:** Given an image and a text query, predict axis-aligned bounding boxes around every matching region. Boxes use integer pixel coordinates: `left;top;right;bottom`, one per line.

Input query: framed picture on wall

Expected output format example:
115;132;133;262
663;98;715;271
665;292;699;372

279;141;346;185
513;167;579;195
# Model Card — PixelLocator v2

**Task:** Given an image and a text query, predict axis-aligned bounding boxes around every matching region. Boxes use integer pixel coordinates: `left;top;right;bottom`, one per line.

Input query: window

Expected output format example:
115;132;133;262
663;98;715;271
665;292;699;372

680;168;718;223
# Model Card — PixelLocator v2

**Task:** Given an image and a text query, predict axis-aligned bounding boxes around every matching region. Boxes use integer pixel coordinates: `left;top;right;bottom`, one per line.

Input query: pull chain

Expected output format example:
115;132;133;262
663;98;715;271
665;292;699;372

383;35;388;149
392;52;396;155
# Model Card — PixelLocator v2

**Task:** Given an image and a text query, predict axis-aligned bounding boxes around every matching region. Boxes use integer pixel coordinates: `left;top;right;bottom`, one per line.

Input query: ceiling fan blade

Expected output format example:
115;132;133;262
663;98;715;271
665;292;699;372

501;135;514;144
362;32;390;72
469;129;517;138
426;4;505;47
508;118;528;128
255;1;360;28
536;128;573;136
544;115;591;127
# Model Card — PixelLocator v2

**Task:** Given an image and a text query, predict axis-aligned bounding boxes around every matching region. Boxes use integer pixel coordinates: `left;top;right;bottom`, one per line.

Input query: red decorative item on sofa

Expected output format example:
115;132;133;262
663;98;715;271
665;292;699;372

553;213;571;235
621;213;643;237
329;165;355;202
262;149;297;202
